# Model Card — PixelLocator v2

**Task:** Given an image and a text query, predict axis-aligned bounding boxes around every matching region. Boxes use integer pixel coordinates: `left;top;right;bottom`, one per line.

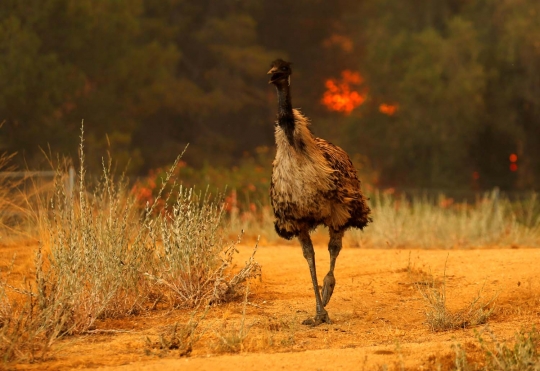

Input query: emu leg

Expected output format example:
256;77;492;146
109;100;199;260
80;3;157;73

321;229;344;307
298;230;330;326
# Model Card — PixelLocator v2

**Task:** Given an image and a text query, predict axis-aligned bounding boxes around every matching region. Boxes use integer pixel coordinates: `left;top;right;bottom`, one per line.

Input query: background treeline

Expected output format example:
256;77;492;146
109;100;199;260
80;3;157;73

1;0;539;191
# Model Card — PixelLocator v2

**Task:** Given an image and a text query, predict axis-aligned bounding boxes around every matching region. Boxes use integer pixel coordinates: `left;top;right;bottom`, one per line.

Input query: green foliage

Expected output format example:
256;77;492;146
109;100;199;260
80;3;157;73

2;0;540;189
0;0;277;172
345;0;540;189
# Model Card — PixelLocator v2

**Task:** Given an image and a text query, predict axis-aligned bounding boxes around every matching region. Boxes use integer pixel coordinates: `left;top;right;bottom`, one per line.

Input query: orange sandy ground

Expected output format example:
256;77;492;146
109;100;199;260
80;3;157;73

2;240;539;370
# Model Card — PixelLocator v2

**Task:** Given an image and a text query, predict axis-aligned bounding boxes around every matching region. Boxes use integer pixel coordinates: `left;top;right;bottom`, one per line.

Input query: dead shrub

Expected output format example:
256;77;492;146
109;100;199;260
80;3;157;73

145;305;209;357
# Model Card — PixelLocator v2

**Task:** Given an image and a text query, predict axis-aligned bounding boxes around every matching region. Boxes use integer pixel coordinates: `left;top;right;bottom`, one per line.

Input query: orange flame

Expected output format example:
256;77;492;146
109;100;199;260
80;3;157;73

379;103;398;116
321;70;366;114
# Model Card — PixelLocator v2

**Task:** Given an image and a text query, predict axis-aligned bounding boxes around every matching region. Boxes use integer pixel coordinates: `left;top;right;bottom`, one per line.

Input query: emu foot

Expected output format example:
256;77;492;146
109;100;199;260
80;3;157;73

321;272;336;307
302;310;331;326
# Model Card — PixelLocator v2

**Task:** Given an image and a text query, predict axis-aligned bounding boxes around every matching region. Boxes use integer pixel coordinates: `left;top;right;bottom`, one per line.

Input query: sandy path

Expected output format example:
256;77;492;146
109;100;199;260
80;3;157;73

8;244;540;370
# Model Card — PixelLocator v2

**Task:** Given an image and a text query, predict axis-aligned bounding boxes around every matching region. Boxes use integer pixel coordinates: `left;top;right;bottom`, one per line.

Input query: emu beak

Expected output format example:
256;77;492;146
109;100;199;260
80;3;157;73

267;67;279;83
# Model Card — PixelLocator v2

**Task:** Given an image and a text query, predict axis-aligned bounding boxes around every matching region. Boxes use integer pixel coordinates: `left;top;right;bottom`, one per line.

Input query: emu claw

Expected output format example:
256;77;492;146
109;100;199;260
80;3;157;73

321;272;336;307
302;310;331;326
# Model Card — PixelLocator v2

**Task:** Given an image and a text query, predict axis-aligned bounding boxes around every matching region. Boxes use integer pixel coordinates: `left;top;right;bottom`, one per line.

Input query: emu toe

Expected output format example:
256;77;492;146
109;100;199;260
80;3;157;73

321;272;336;307
302;309;331;326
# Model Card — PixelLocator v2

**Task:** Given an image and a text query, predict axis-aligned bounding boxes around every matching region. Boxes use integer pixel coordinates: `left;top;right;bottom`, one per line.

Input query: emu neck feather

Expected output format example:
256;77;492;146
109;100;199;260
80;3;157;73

275;82;295;146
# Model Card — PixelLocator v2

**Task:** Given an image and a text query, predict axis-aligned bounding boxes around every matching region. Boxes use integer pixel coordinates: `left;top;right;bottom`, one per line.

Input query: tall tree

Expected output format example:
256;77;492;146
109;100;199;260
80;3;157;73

466;0;540;189
345;1;486;188
0;0;180;171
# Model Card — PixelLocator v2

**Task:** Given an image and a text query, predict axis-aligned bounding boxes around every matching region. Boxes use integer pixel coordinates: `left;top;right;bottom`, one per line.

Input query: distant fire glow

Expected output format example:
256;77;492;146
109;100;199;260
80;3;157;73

322;70;398;115
379;103;398;116
321;70;366;114
473;171;480;180
509;153;518;172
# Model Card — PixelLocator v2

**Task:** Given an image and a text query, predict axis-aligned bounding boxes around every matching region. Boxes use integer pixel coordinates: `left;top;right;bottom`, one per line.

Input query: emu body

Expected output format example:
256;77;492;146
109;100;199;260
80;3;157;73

268;59;371;325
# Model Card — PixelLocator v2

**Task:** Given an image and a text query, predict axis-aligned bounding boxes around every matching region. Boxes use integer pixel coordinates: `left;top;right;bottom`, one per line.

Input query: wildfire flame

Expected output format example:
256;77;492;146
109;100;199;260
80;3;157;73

509;153;518;171
379;103;398;116
321;70;366;114
322;70;399;116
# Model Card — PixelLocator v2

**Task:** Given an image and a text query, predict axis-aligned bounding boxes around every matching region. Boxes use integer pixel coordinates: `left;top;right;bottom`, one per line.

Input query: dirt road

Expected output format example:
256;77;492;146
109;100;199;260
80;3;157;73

9;244;540;370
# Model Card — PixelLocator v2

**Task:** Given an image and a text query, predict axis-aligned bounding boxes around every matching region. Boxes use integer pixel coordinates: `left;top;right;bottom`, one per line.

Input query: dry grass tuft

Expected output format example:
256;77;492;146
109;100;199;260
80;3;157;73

146;225;261;308
345;190;540;249
0;124;261;363
146;305;210;357
451;327;540;371
416;259;496;332
212;284;252;353
0;151;27;238
480;327;540;371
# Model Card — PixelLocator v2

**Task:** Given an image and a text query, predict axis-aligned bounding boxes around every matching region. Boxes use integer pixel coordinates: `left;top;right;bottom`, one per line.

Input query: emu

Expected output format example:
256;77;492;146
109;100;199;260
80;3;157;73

267;59;371;326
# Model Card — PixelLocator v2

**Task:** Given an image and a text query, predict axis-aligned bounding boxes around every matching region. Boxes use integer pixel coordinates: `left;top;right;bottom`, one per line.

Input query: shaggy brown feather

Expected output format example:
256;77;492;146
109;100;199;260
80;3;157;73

271;110;371;239
268;58;370;325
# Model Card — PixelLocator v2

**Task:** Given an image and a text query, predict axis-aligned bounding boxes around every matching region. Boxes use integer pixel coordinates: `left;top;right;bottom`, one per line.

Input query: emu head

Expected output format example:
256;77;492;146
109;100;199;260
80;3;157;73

268;59;292;86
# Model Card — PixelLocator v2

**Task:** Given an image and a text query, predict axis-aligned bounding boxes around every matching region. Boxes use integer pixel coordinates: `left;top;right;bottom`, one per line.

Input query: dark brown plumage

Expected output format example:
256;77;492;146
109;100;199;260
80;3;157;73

268;59;371;326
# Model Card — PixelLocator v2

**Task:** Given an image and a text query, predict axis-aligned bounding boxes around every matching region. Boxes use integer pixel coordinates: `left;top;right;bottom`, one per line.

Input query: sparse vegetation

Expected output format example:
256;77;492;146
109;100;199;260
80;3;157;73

135;166;540;248
347;190;540;249
0;129;538;366
451;327;540;371
0;151;25;236
146;305;210;357
481;327;540;371
416;260;496;332
0;126;261;362
212;284;252;353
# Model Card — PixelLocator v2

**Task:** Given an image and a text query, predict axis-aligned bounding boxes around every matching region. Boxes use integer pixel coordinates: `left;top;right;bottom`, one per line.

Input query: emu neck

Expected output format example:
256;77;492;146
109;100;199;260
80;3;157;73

275;82;295;146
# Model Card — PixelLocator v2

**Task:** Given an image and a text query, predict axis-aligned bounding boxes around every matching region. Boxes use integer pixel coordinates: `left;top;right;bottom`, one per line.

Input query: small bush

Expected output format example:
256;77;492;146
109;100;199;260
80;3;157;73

483;328;540;371
0;124;261;362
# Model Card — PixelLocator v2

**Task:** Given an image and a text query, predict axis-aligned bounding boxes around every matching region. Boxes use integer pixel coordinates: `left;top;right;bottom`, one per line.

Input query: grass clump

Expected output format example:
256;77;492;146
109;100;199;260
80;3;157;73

346;190;540;248
146;305;209;357
37;129;151;333
0;151;26;237
146;194;261;307
212;285;252;353
419;280;495;332
0;124;261;362
481;328;540;371
416;260;496;332
452;327;540;371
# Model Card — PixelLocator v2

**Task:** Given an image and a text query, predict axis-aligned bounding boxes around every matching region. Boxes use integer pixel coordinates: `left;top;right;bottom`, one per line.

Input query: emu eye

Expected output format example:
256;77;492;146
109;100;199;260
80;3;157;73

281;67;287;71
